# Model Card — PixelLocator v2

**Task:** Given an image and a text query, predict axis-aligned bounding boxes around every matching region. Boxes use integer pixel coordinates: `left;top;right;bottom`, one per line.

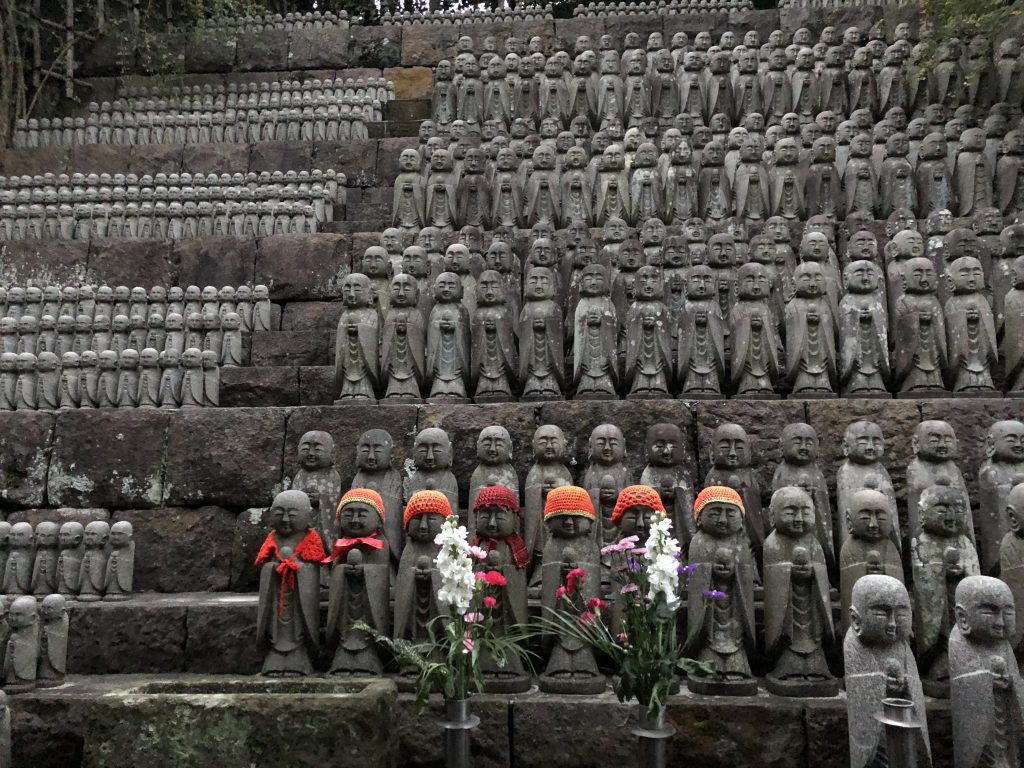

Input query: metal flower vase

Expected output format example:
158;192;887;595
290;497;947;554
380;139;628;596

633;704;675;768
441;697;480;768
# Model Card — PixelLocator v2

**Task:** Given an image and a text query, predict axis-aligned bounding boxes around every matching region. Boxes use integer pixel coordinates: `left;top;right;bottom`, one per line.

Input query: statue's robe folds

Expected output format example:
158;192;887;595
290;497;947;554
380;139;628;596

381;305;426;402
325;536;391;674
334;308;379;401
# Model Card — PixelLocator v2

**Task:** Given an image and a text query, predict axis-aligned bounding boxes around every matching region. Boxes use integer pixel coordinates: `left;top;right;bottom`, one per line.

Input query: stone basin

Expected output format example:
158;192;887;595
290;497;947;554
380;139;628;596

82;677;398;768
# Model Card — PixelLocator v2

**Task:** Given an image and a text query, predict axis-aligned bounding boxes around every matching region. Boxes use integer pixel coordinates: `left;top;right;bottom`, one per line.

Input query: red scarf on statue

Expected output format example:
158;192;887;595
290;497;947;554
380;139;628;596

471;533;530;570
322;531;386;564
255;528;325;617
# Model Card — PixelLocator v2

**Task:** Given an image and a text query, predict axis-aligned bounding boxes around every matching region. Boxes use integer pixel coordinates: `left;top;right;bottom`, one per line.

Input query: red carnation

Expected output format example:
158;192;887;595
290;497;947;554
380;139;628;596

478;570;507;587
483;596;497;608
566;567;586;594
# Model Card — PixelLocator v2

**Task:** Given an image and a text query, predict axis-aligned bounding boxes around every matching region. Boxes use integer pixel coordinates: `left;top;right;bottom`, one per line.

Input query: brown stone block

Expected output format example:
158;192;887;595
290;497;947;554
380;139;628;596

172;235;257;288
128;144;185;177
384;98;430;122
348;25;402;68
120;506;235;592
0;147;69;177
553;17;606;52
235;29;291;71
313;140;379;187
281;301;342;333
284;403;419;481
48;409;170;509
249;140;314;173
0;239;90;286
68;144;127;175
384;66;434;100
538;399;696;486
298;366;335;405
162;407;286;508
183;31;238;73
250;330;330;366
185;598;261;673
255;233;350;300
334;66;385;80
87;238;175;287
377;136;418;181
181;142;250;175
0;411;55;509
288;26;350;69
68;598;187;673
220;366;300;408
400;24;460;67
10;686;86;768
692;400;806;493
398;694;509;768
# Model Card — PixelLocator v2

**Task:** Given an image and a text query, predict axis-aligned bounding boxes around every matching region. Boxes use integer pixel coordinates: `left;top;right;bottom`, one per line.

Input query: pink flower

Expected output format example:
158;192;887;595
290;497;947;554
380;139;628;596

587;597;609;613
482;596;497;609
600;536;639;555
566;567;587;594
469;546;489;560
555;586;568;601
464;612;483;623
462;632;474;654
630;547;648;556
577;610;597;626
618;632;628;644
620;583;639;595
476;570;507;587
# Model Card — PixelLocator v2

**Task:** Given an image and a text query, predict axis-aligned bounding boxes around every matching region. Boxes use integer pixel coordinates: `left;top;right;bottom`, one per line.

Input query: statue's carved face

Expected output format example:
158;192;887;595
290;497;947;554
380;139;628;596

341;276;369;308
915;421;958;460
687;267;715;299
110;523;133;547
590;425;624;463
905;258;937;293
407;512;445;542
414;430;452;471
845;423;884;462
782;425;817;464
389;275;418;308
850;497;891;542
617;505;655;537
713;426;749;468
356;431;393;471
433;273;461;303
525;268;554;301
83;522;110;548
772;490;815;538
477;427;511;464
475;505;517;538
477;273;503;306
957;582;1016;642
845;261;879;293
794;264;826;298
532;426;566;461
737;265;770;299
298;431;334;470
990;422;1024;462
636;266;663;300
339;502;381;537
8;600;36;630
646;425;682;467
852;584;911;644
921;493;966;536
698;502;743;538
949;257;985;293
548;513;592;539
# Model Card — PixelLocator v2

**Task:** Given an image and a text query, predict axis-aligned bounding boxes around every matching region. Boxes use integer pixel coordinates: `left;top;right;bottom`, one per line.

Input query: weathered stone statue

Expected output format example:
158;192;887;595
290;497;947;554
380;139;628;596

470;270;516;403
378;274;425;403
840;260;890;397
471;486;531;693
36;594;68;688
581;424;633;502
393;149;425;230
840;488;905;635
911;480;981;698
763;487;837;697
1000;484;1024;654
30;521;59;596
978;421;1024;574
288;431;342;553
2;522;33;595
405;427;459;524
944;256;997;395
523;425;573;569
1005;257;1024;396
837;421;900;549
844;575;929;768
102;520;134;600
255;490;323;676
571;264;618;399
785;263;837;398
950;576;1024;768
350;429;405;561
333;274;379;404
640;423;695;550
704;424;766;568
518;267;564;401
907;420;973;546
539;485;604;694
894;257;948;396
56;521;84;596
468;425;519;518
426;272;471;403
3;596;39;692
325;489;391;675
686;487;758;696
675;265;726;398
729;263;780;398
623;265;671;399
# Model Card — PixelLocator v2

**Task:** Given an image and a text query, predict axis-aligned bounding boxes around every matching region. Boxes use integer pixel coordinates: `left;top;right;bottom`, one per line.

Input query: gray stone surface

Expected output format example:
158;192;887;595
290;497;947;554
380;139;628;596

255;234;351;300
0;411;54;508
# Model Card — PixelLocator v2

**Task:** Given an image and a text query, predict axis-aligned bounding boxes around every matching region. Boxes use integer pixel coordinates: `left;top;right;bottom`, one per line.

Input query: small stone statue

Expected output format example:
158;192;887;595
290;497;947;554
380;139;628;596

839;260;890;397
77;520;110;602
379;274;425;403
772;424;836;577
840;488;905;634
785;262;837;397
523;425;573;571
334;274;379;404
1005;257;1024;395
36;594;68;688
944;256;997;395
255;490;323;676
56;521;84;595
704;424;766;569
518;267;565;401
350;429;404;560
426;272;471;403
685;487;758;696
763;487;837;697
325;489;391;675
894;257;947;396
470;270;516;403
950;576;1024;768
290;430;343;553
3;596;39;692
1000;483;1024;653
30;521;59;596
907;420;973;546
2;522;33;595
468;425;519;518
729;263;781;398
837;421;900;549
405;427;459;523
100;520;134;601
640;423;694;550
581;424;633;502
978;421;1024;573
623;266;672;399
677;265;726;398
471;486;531;693
911;480;981;697
844;575;929;768
572;264;618;399
539;485;604;694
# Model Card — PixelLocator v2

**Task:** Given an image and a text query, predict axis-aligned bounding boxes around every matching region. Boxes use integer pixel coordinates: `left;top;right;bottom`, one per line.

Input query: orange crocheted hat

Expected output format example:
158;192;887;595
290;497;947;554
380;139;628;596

543;485;595;520
611;484;665;524
693;486;745;519
473;485;520;515
403;489;453;529
336;488;386;522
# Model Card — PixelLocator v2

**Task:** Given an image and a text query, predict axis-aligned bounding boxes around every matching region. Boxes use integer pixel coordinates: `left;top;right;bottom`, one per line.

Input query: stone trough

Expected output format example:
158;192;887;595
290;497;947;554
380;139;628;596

81;677;397;768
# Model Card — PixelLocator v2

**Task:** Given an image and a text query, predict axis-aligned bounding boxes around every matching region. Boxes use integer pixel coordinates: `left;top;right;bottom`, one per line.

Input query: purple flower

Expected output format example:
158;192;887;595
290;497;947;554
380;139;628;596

620;583;639;595
677;562;699;575
601;536;640;555
625;556;643;571
703;589;727;600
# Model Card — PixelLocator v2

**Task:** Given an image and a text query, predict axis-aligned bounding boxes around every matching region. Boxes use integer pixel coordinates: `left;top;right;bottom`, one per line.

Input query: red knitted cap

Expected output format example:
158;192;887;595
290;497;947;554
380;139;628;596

336;488;386;521
611;485;665;524
404;490;453;529
543;485;595;520
473;485;520;515
693;486;745;519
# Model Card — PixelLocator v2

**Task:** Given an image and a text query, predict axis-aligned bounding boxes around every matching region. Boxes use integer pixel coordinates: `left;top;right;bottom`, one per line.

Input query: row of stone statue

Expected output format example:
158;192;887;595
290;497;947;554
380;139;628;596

11;102;375;148
0;594;69;694
0;347;220;410
0;520;133;602
0;284;271;334
572;0;753;15
0;311;245;368
191;10;349;31
117;78;394;107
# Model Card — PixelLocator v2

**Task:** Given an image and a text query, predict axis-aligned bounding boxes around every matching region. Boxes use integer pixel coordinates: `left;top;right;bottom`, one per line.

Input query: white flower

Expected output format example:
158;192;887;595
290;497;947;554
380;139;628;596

644;513;681;611
434;516;476;614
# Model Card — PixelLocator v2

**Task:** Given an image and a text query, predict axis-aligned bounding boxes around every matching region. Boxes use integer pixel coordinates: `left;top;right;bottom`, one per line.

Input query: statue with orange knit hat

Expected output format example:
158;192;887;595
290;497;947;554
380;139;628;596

684;486;758;696
326;489;392;675
255;490;324;676
539;485;605;694
471;485;531;693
